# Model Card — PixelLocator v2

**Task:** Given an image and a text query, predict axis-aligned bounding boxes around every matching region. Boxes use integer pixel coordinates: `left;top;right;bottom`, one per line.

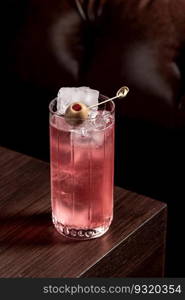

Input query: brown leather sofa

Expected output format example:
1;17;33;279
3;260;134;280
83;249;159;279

2;0;185;276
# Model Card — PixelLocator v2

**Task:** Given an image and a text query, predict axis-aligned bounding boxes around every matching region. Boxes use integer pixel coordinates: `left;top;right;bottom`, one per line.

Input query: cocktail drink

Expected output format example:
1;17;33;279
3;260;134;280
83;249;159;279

49;92;115;240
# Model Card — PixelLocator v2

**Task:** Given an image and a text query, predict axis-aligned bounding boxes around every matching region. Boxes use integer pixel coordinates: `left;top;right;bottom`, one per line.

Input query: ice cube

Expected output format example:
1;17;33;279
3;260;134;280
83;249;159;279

57;87;99;115
92;131;105;147
88;110;99;119
102;110;113;125
71;126;91;146
90;111;107;130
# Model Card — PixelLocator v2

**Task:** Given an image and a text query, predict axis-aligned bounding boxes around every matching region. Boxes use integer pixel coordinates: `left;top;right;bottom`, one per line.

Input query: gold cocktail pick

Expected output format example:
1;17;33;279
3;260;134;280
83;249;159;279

89;86;129;109
64;86;129;125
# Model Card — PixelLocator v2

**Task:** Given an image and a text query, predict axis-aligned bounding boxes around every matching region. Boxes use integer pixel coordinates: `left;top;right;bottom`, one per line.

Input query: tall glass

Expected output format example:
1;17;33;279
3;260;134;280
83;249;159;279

49;95;115;239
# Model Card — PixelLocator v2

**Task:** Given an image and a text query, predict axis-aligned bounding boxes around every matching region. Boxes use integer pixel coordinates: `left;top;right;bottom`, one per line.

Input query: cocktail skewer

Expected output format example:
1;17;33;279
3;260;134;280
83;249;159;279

64;86;129;125
89;86;129;109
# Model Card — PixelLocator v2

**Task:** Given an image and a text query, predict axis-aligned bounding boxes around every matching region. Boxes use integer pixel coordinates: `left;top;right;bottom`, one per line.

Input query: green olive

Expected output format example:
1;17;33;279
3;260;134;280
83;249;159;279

64;102;89;126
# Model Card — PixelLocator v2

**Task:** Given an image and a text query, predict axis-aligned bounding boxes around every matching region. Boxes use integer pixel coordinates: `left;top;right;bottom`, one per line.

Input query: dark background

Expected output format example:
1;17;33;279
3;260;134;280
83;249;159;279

1;0;185;276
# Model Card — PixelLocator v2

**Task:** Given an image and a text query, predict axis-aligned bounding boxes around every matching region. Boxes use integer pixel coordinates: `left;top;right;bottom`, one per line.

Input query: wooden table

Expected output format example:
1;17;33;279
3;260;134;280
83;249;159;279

0;147;167;277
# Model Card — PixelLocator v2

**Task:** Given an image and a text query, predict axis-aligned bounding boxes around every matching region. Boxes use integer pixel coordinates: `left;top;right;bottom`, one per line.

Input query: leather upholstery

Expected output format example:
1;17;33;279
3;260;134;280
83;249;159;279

1;0;185;127
3;0;185;127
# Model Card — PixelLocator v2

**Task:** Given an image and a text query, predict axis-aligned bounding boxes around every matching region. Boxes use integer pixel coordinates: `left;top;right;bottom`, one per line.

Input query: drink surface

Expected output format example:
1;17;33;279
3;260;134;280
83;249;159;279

50;110;114;232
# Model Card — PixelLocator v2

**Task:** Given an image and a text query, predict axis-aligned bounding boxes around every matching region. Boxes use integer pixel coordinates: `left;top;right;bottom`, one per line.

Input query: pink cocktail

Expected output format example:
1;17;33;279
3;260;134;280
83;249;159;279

49;96;115;239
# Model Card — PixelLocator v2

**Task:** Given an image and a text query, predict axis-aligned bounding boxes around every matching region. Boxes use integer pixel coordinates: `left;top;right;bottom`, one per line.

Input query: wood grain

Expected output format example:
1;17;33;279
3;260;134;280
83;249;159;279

0;146;167;277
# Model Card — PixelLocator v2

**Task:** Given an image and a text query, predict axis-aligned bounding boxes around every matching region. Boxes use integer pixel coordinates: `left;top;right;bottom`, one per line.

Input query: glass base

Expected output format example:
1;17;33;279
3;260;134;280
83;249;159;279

52;215;111;240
